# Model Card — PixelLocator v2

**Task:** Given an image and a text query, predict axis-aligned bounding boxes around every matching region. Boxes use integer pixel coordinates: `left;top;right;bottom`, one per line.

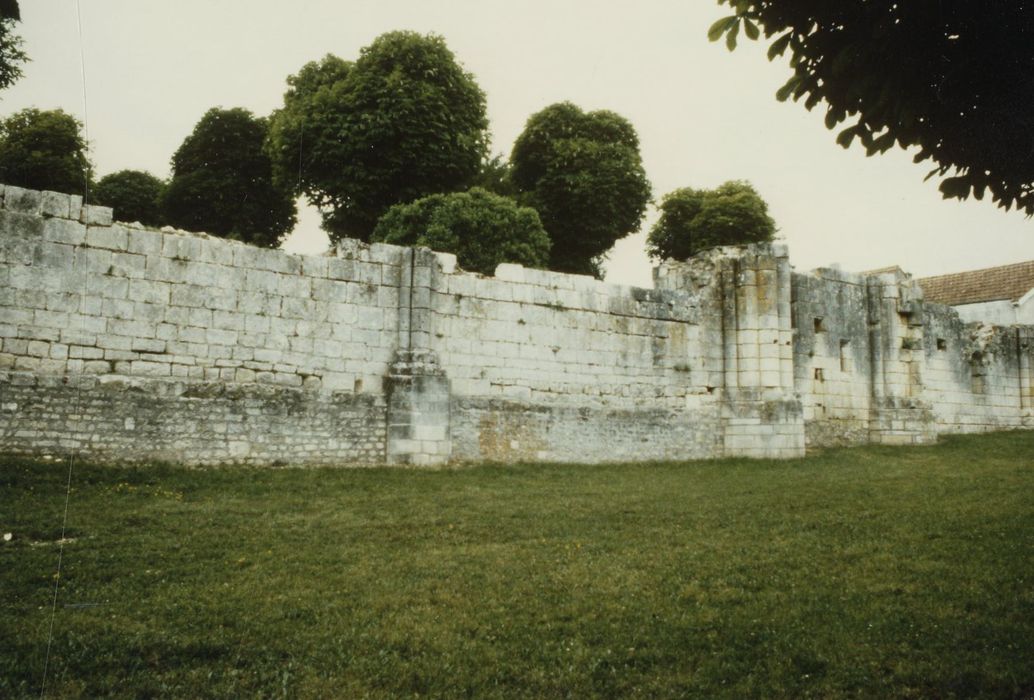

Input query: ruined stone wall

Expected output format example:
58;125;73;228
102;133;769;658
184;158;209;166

921;305;1029;433
430;257;723;462
0;185;401;464
793;267;1033;448
792;268;874;447
1;184;1030;465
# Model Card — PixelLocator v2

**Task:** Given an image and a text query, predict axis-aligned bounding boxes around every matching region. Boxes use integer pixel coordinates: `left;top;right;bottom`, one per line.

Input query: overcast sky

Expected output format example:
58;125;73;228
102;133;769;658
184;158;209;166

6;1;1030;287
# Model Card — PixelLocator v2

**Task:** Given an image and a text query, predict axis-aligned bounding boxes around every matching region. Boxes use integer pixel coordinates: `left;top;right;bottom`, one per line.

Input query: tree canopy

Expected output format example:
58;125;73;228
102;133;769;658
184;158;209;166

0;0;26;93
93;170;166;227
510;102;650;277
267;32;489;243
0;108;90;194
371;187;550;276
471;154;517;199
708;0;1034;215
647;181;776;261
163;107;295;247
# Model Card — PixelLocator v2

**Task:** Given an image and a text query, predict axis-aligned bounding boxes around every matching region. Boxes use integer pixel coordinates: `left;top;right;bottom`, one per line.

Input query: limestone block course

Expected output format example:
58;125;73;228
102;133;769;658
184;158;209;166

1;184;1031;465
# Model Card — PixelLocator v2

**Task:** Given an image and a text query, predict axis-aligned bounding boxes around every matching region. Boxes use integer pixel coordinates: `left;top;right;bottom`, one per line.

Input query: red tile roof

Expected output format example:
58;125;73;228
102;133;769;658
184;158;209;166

917;260;1034;306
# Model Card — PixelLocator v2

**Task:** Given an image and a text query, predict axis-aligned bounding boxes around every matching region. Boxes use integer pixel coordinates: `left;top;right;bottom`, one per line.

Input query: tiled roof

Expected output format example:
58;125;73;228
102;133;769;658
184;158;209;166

917;260;1034;306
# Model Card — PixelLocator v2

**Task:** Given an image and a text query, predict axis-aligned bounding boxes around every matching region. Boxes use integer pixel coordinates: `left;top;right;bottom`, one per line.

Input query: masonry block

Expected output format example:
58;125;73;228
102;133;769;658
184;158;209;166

385;350;451;466
80;204;114;227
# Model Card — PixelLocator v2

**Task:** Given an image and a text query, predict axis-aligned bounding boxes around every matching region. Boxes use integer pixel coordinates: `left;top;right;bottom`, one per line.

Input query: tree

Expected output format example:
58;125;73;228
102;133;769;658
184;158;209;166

0;0;27;93
0;108;90;193
510;102;651;277
265;53;353;196
267;32;489;243
707;1;1034;215
163;107;296;247
471;154;517;198
646;181;776;261
93;170;166;227
371;187;550;276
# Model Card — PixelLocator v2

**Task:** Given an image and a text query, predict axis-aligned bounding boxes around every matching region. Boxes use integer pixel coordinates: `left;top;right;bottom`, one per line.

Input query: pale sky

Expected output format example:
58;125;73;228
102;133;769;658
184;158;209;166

6;1;1030;287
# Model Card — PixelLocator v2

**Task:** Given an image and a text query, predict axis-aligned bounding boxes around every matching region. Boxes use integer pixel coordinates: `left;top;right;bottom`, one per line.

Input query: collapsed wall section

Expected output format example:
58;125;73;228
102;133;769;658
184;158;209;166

793;266;1033;449
922;305;1030;432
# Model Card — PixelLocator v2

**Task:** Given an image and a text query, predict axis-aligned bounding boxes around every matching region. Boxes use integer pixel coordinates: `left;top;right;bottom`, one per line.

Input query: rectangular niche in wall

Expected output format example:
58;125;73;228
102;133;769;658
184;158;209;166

970;351;986;394
839;339;851;372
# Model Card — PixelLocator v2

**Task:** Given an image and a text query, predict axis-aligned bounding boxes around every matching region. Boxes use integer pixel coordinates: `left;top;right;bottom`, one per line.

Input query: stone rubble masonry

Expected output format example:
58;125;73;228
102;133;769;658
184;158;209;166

1;184;1031;466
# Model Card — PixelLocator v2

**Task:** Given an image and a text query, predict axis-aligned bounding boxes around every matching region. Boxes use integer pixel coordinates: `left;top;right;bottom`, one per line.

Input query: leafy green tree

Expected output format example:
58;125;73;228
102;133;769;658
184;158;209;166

371;187;550;275
510;102;650;277
267;32;489;243
93;170;166;226
647;181;776;261
0;0;27;93
0;108;90;193
471;154;517;198
708;1;1034;215
265;53;353;193
163;107;296;247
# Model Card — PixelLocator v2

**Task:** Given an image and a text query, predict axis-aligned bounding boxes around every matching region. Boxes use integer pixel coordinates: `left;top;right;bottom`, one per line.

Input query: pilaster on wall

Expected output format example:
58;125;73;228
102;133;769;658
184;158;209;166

714;244;804;458
1019;327;1034;427
865;271;936;444
385;247;452;466
385;349;450;466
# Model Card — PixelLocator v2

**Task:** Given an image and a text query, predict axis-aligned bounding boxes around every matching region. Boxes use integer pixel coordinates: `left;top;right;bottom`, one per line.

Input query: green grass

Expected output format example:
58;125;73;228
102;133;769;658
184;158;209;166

2;432;1033;698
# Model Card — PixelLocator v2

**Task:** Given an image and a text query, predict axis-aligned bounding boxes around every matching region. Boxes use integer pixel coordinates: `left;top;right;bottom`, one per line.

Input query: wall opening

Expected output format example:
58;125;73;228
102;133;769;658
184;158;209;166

813;317;825;334
937;338;947;351
839;339;851;372
970;352;986;394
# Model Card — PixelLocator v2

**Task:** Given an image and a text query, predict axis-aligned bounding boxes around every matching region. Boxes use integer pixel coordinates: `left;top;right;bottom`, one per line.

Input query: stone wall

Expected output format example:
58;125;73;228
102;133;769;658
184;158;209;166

792;266;1033;447
1;184;1031;465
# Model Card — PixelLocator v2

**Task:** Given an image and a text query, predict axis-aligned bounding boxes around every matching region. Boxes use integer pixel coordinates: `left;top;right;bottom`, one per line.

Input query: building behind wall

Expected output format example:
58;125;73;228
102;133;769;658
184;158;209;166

917;260;1034;325
1;184;1032;466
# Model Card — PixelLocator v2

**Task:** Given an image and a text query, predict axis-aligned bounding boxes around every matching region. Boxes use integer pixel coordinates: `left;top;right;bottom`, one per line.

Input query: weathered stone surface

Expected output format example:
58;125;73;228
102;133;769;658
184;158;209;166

80;204;114;227
0;184;1031;466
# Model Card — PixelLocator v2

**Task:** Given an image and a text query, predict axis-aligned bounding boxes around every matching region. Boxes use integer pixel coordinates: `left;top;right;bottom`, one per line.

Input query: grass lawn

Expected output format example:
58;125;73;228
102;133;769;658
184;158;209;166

2;431;1033;698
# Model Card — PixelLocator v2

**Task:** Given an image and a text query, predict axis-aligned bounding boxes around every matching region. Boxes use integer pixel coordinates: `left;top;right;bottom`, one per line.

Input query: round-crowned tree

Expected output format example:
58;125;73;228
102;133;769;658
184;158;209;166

93;170;166;227
371;187;550;275
510;102;651;277
647;181;776;261
0;108;91;194
163;107;296;247
267;32;489;243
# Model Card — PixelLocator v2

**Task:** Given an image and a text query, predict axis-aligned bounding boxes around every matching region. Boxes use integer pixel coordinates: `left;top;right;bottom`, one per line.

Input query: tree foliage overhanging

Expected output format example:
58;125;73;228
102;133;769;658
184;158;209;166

0;0;26;93
0;108;90;194
163;107;296;247
708;0;1034;215
647;181;776;261
510;102;651;277
93;170;166;227
371;187;550;275
267;32;489;243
